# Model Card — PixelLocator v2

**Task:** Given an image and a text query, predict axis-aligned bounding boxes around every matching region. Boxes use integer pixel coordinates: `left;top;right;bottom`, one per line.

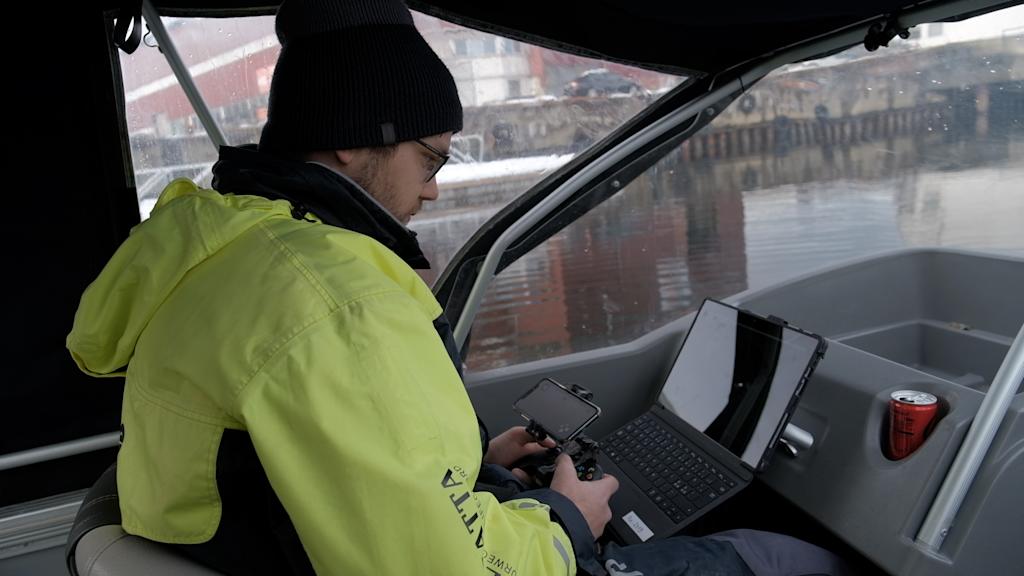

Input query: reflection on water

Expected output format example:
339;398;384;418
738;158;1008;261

413;98;1024;372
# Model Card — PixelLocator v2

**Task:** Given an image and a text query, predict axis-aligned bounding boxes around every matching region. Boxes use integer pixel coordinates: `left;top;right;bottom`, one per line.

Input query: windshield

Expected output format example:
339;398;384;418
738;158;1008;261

118;11;685;284
460;6;1024;371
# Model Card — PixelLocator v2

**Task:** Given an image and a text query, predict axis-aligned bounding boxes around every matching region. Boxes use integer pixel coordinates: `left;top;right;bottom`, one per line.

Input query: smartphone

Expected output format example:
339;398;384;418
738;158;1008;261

513;378;601;443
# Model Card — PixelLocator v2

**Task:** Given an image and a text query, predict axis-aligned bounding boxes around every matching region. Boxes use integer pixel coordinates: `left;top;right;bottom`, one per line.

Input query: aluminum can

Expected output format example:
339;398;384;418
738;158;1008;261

888;390;938;459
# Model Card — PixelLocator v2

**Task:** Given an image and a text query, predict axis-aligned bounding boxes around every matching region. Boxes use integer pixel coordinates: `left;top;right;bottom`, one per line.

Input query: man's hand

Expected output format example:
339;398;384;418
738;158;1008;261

550;454;619;538
484;426;556;472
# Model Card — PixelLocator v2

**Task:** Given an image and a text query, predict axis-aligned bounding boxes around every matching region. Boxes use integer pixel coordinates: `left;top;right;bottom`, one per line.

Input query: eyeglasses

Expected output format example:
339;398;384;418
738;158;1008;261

414;139;450;183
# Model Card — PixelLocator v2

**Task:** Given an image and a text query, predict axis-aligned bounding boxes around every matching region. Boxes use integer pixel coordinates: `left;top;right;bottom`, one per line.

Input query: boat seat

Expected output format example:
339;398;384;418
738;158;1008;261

65;464;225;576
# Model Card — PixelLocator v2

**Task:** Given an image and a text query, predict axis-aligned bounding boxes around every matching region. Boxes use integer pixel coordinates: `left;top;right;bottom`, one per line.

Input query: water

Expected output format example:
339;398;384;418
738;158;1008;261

414;130;1024;372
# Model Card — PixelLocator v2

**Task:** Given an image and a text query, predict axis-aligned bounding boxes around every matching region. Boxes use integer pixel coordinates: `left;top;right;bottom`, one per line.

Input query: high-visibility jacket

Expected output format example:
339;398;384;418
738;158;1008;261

68;147;594;575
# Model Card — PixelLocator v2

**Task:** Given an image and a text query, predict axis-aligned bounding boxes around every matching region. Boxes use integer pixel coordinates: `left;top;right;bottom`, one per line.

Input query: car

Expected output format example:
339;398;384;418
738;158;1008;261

564;68;644;97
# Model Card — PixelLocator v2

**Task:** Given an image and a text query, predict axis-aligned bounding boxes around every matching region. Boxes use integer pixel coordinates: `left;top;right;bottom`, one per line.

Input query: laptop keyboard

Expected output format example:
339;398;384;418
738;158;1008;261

604;413;737;524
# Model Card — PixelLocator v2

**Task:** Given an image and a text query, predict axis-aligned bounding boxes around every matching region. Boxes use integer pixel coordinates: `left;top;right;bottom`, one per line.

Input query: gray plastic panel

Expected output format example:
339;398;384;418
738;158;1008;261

0;546;65;576
929;399;1024;575
757;343;987;575
735;248;1023;346
463;248;1022;575
735;248;1024;576
839;320;1014;392
466;317;691;440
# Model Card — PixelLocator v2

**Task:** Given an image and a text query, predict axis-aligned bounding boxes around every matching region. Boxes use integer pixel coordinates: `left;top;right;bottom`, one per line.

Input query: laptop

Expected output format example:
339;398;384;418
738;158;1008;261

598;298;827;544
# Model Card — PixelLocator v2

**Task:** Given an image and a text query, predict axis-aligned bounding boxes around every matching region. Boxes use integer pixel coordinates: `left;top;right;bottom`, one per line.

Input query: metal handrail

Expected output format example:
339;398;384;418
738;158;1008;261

0;433;120;472
916;322;1024;551
140;0;228;150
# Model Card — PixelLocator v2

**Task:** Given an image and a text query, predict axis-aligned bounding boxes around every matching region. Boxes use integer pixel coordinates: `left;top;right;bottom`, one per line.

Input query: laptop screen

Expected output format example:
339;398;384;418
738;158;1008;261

659;300;821;468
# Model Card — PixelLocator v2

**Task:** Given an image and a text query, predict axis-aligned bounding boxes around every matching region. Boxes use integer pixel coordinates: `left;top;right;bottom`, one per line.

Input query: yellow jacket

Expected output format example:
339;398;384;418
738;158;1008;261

68;169;586;575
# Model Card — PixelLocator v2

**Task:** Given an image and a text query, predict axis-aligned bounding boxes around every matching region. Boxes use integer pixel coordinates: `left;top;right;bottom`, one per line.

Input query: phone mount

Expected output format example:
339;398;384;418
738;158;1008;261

515;384;603;486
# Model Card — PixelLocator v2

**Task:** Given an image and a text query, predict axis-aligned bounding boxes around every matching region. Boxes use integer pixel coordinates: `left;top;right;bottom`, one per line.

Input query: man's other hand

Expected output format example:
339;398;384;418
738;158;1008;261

484;426;556;469
550;454;618;538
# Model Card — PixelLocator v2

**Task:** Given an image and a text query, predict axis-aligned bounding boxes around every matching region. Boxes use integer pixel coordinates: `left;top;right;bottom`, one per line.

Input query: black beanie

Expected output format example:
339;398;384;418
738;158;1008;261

258;0;463;154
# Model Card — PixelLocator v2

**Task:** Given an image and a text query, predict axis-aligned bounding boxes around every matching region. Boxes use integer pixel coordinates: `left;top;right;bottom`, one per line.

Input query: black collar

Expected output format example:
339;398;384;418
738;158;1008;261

211;145;430;269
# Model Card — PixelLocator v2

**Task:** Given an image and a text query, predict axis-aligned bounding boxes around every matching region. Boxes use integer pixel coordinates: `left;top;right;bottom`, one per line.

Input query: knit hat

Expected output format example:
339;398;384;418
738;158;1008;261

258;0;463;154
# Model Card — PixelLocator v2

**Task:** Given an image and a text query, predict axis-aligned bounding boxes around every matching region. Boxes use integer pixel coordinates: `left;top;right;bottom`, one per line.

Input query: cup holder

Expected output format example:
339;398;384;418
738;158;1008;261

879;387;950;461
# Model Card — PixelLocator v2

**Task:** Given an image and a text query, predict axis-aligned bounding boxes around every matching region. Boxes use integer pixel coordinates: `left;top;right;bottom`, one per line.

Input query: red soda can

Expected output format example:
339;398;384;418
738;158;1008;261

888;390;939;459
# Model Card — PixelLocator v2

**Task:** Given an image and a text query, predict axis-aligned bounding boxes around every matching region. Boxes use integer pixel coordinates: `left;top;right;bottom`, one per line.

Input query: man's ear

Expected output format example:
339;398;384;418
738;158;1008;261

334;149;357;166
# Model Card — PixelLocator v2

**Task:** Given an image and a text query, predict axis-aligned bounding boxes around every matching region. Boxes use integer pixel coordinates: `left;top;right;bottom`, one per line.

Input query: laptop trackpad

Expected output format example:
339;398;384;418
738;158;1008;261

602;456;677;545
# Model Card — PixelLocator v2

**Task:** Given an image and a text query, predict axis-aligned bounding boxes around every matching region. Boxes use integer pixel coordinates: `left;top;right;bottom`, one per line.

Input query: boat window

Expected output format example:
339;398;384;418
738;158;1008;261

120;15;276;217
462;5;1024;372
119;11;684;284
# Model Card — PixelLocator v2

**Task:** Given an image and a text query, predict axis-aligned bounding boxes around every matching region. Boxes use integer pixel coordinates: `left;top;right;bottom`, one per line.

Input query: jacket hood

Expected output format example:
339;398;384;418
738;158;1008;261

67;180;292;377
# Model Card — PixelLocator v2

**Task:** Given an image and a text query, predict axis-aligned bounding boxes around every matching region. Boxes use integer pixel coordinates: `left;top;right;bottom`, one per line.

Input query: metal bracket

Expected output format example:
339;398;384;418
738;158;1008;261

864;15;911;51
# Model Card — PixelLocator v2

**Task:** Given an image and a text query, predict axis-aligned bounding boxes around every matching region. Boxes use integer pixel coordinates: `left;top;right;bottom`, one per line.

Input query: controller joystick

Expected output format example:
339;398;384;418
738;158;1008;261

513;435;603;486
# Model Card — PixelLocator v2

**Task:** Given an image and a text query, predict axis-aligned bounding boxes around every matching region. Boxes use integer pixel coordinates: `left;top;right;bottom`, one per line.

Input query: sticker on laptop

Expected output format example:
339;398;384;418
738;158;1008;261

622;511;654;542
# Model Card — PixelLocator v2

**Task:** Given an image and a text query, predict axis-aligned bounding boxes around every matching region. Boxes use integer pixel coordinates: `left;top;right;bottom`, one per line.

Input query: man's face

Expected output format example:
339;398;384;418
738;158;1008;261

341;132;453;225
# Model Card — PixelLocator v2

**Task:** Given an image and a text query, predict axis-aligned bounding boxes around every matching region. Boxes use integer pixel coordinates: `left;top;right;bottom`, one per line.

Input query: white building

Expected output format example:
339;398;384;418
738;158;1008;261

414;14;540;106
914;5;1023;47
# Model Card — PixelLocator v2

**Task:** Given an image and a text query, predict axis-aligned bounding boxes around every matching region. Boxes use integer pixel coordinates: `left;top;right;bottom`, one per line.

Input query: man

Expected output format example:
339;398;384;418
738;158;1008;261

68;1;849;574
